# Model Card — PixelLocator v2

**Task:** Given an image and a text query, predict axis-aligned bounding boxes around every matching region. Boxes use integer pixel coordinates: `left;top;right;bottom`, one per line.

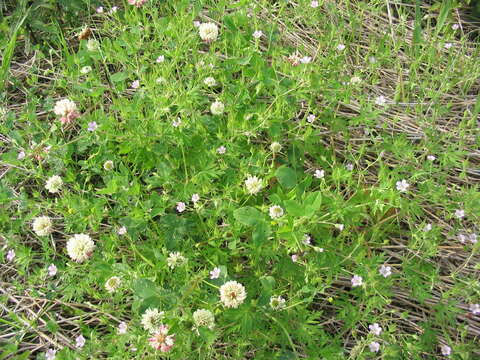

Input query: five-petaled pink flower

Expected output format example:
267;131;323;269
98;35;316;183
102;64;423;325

209;267;221;279
128;0;147;7
148;324;175;352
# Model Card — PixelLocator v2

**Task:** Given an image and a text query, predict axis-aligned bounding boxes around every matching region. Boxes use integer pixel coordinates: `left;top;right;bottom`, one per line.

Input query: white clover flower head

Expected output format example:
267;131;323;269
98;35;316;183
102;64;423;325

32;216;53;237
303;234;311;245
252;30;263;39
141;308;165;333
80;66;92;74
75;334;86;348
454;209;465;219
369;323;382;336
310;0;319;8
210;267;221;279
45;175;63;194
245;175;263;195
66;234;95;262
193;309;215;329
470;303;480;315
118;321;128;334
118;226;127;235
375;95;387;106
6;249;15;262
210;100;225;115
204;77;217;87
270;142;282;153
216;145;226;154
300;56;312;64
369;341;380;353
198;22;219;43
379;265;392;278
423;223;432;232
167;252;187;269
45;349;56;360
269;295;286;310
396;179;410;192
105;276;122;293
156;55;165;63
45;175;63;193
191;193;200;203
440;344;451;356
337;44;346;51
86;39;100;51
314;169;325;179
452;23;459;30
103;160;114;171
351;275;363;287
48;264;57;277
427;155;436;161
176;202;186;213
219;280;247;308
269;205;284;219
54;99;77;117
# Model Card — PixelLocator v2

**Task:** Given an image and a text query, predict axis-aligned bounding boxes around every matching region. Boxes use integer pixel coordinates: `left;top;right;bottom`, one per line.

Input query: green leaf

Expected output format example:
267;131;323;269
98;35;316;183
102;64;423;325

110;71;128;83
252;221;270;246
284;199;304;217
275;166;297;189
234;207;263;226
132;278;157;299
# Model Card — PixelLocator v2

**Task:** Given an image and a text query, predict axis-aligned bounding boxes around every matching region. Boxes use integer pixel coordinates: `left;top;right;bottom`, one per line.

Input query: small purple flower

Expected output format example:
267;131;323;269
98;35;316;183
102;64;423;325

87;121;98;132
216;146;226;154
440;344;451;356
369;323;382;336
193;21;201;27
345;163;354;171
454;209;465;219
310;0;319;8
191;193;200;203
427;155;436;161
351;275;363;287
156;55;165;63
444;43;453;50
337;44;345;51
172;118;182;127
452;24;459;30
307;114;316;123
118;321;128;334
253;30;263;39
470;303;480;315
303;234;311;245
300;56;312;64
48;264;57;277
176;202;186;213
209;267;221;279
396;179;410;192
6;249;15;262
291;254;299;262
469;233;477;244
314;169;325;179
379;265;392;278
118;226;127;235
375;95;387;106
423;223;432;232
369;341;380;353
96;6;104;13
109;6;118;14
131;80;140;89
75;334;86;348
17;151;25;160
45;349;56;360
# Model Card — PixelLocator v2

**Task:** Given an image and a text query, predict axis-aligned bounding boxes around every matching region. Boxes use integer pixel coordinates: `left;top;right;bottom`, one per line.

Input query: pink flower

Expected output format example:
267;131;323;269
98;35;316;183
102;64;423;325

6;249;15;262
75;334;86;348
369;323;382;336
59;111;80;125
454;209;465;219
156;55;165;63
253;30;263;39
118;321;128;334
131;80;140;89
148;325;175;352
351;275;363;287
209;267;221;279
45;349;56;360
48;264;57;277
310;1;319;8
291;254;298;262
96;6;104;13
379;265;392;278
440;344;451;356
452;24;459;30
87;121;98;132
216;145;226;154
17;151;25;160
470;303;480;315
128;0;147;7
176;202;186;213
337;44;345;51
369;341;380;353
